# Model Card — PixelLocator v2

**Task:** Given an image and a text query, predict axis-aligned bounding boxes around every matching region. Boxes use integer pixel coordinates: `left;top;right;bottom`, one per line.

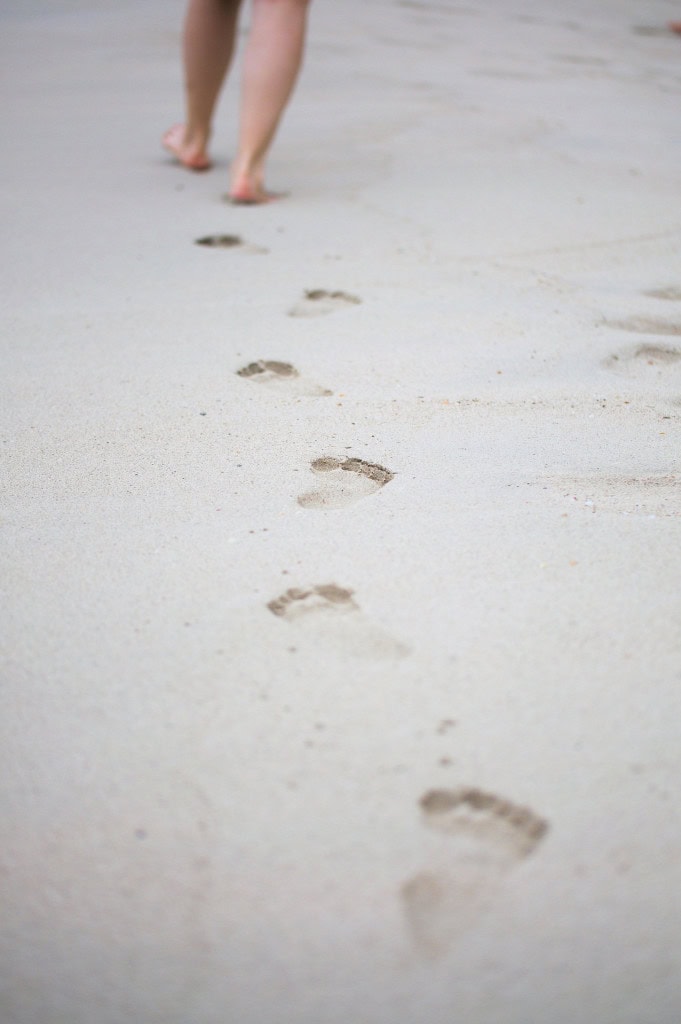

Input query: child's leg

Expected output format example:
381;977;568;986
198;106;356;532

229;0;311;202
164;0;243;170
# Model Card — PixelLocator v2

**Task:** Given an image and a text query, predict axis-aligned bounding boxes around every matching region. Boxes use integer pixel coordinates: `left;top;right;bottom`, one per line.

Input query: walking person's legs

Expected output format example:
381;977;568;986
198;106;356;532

163;0;243;170
228;0;311;202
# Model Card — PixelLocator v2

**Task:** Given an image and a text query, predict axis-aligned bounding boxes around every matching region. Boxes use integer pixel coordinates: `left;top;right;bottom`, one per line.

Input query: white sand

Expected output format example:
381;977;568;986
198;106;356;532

2;0;681;1021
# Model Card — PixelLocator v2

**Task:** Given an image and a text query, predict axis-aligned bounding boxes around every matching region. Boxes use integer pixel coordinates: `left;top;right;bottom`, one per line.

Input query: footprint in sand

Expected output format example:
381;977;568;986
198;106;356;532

267;583;408;658
633;345;681;363
195;234;268;254
604;342;681;379
643;287;681;302
297;457;394;510
236;360;332;397
401;788;549;958
605;315;681;338
549;473;681;518
631;24;676;36
288;289;361;318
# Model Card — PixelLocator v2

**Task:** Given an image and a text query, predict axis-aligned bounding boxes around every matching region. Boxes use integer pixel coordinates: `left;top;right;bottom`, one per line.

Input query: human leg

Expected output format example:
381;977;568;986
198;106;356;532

164;0;243;170
229;0;311;202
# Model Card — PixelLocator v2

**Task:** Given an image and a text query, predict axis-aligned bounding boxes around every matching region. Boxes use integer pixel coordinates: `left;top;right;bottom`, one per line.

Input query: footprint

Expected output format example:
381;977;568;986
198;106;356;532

643;287;681;302
605;316;681;337
630;345;681;364
288;289;361;318
402;788;549;958
195;234;268;254
267;583;408;658
236;360;332;397
549;473;681;518
604;343;681;379
631;25;675;36
297;457;394;510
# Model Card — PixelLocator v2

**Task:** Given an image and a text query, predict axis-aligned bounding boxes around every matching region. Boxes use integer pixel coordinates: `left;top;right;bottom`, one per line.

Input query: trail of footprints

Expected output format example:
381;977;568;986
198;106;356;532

604;290;681;372
604;287;681;379
198;231;677;948
577;290;681;517
196;233;392;624
231;283;400;654
231;276;549;951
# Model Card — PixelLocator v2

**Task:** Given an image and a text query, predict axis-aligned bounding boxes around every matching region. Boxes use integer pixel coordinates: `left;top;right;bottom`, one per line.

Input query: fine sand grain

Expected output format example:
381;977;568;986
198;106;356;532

1;1;680;1023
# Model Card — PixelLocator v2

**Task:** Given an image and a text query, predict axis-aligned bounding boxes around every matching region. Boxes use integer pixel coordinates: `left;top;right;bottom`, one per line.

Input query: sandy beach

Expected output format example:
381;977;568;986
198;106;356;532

1;0;681;1021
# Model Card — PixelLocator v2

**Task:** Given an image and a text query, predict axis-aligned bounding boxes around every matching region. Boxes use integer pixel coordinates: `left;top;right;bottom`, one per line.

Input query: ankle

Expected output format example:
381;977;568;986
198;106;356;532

231;153;264;183
184;123;210;150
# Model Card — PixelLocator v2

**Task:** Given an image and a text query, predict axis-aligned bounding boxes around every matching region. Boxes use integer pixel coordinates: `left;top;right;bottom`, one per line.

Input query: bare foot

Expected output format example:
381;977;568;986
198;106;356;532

162;124;211;171
227;160;283;204
670;22;681;34
227;178;283;205
227;187;284;205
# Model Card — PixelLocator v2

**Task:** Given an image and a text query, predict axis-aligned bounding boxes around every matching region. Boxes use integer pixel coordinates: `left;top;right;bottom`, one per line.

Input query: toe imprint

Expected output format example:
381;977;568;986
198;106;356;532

267;584;357;619
340;457;393;485
288;289;361;318
195;234;243;248
420;787;549;854
236;360;332;396
298;457;394;509
195;234;268;254
237;360;299;380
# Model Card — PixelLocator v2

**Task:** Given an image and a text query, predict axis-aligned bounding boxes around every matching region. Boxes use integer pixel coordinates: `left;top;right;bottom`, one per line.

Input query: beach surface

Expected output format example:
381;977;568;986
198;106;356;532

1;1;681;1021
